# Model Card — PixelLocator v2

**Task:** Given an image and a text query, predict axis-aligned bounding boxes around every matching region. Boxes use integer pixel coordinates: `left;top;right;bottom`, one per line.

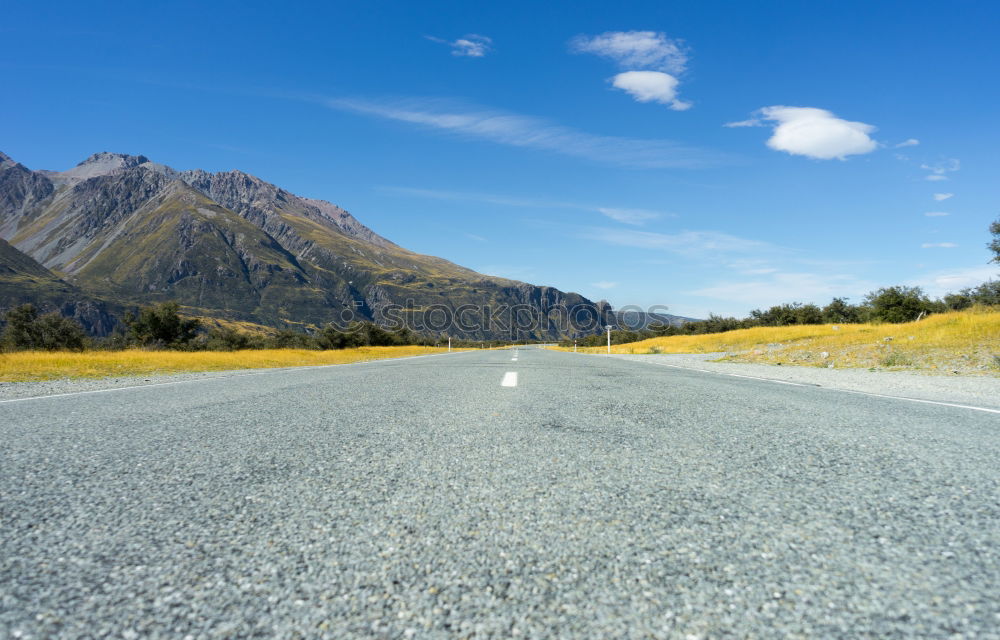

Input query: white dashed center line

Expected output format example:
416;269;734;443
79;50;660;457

501;372;518;387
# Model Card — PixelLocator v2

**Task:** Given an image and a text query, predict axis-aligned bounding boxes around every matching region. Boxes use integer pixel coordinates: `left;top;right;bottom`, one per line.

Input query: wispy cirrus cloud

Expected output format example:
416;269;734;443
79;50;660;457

425;34;492;57
380;186;672;226
924;211;950;217
687;272;877;307
569;31;688;73
922;158;960;181
933;193;954;201
921;242;958;248
329;97;722;168
591;281;618;289
907;265;998;298
582;227;777;255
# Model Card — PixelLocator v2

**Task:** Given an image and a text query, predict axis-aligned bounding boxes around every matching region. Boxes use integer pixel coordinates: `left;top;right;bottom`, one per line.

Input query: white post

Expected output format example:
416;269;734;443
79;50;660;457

606;325;612;354
448;336;451;353
573;340;577;353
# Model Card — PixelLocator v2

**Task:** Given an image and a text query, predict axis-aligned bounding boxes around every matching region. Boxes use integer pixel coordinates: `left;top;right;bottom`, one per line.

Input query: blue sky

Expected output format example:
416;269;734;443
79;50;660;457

3;0;998;317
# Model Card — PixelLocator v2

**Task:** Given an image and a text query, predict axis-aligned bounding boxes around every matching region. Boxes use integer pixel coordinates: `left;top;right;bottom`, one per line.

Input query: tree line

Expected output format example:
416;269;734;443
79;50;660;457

0;301;482;353
569;281;1000;348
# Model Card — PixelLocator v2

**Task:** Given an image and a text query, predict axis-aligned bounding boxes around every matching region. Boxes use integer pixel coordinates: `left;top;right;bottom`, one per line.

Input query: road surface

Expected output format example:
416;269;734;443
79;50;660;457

2;347;998;638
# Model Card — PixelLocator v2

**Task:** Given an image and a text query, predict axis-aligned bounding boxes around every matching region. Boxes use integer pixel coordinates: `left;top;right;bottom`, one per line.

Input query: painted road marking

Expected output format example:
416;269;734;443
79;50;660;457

501;372;519;387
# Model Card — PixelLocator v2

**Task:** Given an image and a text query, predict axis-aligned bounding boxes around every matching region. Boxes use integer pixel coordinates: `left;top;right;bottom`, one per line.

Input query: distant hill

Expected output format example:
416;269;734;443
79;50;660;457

1;151;612;339
0;238;119;334
614;309;700;330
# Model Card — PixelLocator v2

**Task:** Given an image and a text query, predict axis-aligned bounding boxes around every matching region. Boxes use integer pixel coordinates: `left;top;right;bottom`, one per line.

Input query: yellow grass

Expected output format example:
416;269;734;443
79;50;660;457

551;307;1000;374
0;346;462;382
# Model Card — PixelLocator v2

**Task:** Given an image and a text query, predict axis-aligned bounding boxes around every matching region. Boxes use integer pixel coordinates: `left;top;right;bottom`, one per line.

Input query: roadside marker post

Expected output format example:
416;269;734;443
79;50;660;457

448;337;451;353
606;325;612;354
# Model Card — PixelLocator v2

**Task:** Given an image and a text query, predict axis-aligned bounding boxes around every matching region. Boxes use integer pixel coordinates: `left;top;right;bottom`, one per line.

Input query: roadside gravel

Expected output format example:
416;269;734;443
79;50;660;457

603;353;1000;411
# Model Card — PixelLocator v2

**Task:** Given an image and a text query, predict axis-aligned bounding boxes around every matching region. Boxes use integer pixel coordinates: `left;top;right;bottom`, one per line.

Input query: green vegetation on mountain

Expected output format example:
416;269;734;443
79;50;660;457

1;151;610;339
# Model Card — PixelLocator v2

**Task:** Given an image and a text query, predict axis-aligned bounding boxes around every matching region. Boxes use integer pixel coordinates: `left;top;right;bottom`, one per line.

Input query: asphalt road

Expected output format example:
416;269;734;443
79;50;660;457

2;347;998;638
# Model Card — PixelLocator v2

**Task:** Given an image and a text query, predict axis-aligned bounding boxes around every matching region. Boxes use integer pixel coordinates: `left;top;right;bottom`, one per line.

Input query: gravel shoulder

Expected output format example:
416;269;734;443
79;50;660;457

601;352;1000;411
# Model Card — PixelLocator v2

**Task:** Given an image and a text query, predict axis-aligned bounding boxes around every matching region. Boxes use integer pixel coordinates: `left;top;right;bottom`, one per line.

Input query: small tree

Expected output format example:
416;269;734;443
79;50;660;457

822;298;864;323
864;286;934;323
125;302;200;348
1;304;86;351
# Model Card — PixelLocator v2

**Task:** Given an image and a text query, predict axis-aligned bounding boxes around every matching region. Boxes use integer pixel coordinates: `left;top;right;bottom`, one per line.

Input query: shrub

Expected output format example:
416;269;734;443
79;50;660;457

864;286;935;323
1;304;87;351
125;302;201;348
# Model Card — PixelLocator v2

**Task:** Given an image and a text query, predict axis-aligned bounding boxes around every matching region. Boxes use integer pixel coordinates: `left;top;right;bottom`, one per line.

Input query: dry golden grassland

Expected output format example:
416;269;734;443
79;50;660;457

554;307;1000;374
0;346;461;382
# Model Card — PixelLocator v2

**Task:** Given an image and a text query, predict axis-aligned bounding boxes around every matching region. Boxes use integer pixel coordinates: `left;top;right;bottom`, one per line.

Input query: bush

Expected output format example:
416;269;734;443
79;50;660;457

1;304;87;351
822;298;865;323
125;302;201;348
750;303;823;326
864;286;935;323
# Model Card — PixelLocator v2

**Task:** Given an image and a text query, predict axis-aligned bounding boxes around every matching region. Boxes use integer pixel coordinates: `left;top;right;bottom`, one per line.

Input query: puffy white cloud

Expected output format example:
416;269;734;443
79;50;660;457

924;211;950;217
569;31;687;73
732;106;878;160
895;138;920;147
426;34;492;57
933;193;954;201
921;242;958;248
925;175;949;181
610;71;690;110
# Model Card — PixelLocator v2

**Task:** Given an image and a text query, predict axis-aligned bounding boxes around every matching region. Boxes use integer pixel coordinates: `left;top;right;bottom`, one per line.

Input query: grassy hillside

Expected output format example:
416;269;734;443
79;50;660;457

553;307;1000;374
0;346;462;382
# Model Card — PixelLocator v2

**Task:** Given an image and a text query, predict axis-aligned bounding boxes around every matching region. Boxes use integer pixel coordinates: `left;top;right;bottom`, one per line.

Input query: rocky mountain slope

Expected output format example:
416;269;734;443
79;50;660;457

0;237;119;334
0;151;612;339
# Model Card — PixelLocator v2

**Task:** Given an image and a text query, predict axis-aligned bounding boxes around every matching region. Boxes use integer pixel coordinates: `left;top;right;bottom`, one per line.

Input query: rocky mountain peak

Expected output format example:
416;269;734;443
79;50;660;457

61;152;152;180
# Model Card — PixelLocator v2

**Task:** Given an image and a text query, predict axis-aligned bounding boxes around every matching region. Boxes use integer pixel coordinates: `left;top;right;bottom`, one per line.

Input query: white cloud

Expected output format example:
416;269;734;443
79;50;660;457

382;186;669;226
924;211;950;217
596;207;662;225
584;227;776;256
921;158;960;181
688;272;875;307
907;265;998;298
464;233;487;242
933;193;954;201
329;97;722;168
610;71;690;110
921;242;958;248
921;158;960;174
895;138;920;147
426;34;492;57
591;281;618;289
731;106;878;160
569;31;688;73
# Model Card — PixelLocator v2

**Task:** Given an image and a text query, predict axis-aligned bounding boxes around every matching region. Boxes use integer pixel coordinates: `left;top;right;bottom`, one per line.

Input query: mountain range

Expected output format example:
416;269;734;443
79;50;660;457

1;150;688;339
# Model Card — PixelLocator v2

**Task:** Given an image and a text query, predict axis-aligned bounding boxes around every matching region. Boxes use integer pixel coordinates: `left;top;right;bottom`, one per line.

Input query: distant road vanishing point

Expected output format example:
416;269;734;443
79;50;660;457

2;347;998;637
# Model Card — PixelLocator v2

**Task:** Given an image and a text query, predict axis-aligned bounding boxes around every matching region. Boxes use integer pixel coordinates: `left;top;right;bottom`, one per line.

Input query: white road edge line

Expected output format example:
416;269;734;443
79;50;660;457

0;349;479;405
557;350;1000;415
501;371;518;387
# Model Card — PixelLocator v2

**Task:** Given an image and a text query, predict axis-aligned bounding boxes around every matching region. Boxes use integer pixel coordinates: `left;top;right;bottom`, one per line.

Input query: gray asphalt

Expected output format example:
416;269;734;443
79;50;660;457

1;347;998;638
